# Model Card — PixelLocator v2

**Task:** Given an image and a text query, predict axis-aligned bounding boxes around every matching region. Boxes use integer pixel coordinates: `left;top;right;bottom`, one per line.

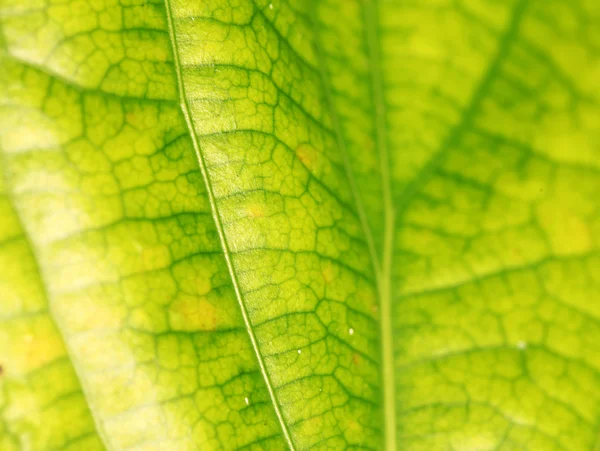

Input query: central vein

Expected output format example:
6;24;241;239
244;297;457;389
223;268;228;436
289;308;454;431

364;1;397;449
313;0;398;448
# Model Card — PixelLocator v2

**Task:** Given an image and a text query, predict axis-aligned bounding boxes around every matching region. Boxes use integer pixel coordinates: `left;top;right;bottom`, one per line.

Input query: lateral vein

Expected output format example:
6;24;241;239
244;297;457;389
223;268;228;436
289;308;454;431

311;5;382;278
394;0;530;219
162;2;296;449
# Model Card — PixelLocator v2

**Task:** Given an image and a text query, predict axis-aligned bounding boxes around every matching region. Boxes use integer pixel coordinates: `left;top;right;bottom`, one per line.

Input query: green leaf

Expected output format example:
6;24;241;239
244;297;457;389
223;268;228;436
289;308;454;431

1;0;599;449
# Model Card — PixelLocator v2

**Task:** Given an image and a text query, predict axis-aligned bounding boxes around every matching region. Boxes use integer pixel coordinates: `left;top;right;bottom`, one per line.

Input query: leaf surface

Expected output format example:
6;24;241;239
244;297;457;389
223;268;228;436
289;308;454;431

1;0;599;450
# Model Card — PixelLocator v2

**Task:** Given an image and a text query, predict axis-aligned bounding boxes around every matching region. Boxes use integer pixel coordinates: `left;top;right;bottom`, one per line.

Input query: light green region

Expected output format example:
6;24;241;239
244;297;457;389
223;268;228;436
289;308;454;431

0;0;286;448
1;0;599;450
0;156;104;450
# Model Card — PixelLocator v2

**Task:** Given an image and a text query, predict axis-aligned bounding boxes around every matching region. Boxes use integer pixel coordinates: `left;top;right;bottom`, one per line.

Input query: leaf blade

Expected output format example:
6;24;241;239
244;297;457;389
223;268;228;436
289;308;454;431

0;2;286;448
1;0;599;449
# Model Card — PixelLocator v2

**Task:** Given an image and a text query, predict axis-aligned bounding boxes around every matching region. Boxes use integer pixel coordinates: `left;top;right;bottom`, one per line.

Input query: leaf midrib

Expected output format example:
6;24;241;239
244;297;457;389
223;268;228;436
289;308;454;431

313;0;532;449
381;0;529;447
162;1;297;449
310;1;398;447
313;1;399;448
362;2;398;450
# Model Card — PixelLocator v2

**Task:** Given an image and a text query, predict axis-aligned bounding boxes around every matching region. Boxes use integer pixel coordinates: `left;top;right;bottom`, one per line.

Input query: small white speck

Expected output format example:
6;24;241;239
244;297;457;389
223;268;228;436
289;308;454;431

517;340;527;350
349;328;354;336
319;388;322;392
297;349;302;354
24;334;33;343
244;397;249;405
269;3;273;9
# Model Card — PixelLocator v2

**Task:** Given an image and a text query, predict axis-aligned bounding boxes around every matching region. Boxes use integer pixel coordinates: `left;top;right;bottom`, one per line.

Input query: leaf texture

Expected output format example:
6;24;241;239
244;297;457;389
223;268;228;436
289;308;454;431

1;0;599;450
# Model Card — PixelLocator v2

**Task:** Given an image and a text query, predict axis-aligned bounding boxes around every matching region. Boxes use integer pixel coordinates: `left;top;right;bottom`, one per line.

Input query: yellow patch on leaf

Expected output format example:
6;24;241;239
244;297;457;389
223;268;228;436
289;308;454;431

295;143;319;169
246;203;265;218
0;320;64;375
322;263;336;284
168;295;218;331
